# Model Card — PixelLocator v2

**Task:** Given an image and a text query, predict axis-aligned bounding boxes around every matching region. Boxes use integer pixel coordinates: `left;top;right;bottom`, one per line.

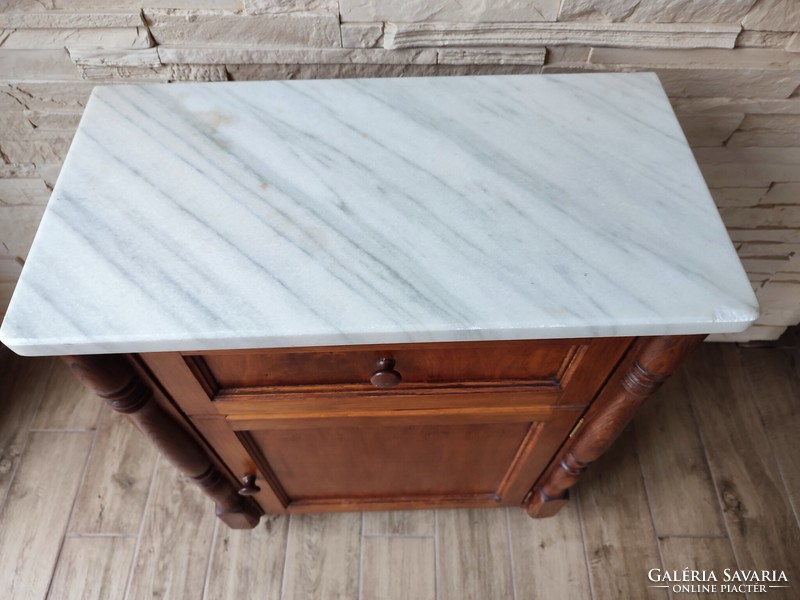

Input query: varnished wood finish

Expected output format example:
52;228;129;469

138;337;636;518
526;334;704;518
181;337;631;407
61;354;261;529
1;340;799;598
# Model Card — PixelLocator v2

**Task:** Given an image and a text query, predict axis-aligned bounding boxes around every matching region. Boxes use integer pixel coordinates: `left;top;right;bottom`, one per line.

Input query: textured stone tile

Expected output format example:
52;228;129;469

69;47;161;67
0;11;144;29
78;63;228;82
709;187;768;208
0;205;46;257
144;9;341;48
0;179;51;206
670;96;800;115
23;110;82;132
244;0;337;14
0;82;94;111
742;0;800;32
0;137;73;165
384;22;740;51
559;0;757;23
223;62;537;81
589;47;800;69
676;113;743;146
341;23;383;49
0;49;81;80
695;147;800;187
737;30;795;49
437;47;545;65
0;27;151;50
159;46;438;65
728;130;800;147
763;183;800;205
721;206;800;229
341;0;559;22
655;68;799;98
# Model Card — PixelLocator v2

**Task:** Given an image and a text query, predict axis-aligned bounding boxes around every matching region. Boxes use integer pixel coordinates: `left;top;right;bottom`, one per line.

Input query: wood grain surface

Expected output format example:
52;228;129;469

1;341;799;599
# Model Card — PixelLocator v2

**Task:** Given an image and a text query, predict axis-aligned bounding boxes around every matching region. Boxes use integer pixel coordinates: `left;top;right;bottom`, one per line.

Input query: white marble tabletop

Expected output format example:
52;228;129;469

1;73;758;356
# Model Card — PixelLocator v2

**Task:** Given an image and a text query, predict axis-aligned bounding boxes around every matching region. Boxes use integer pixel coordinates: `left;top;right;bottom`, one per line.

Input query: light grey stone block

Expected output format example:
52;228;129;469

244;0;338;14
77;63;228;82
226;62;538;80
341;23;383;49
144;9;341;48
0;11;144;29
341;0;559;23
709;187;768;208
69;47;161;67
695;147;800;187
23;110;82;132
0;136;73;165
656;68;800;98
383;22;740;51
0;27;152;50
742;0;800;32
0;179;51;206
158;46;438;65
0;204;46;257
0;111;36;136
558;0;757;23
727;114;800;148
0;82;94;111
763;183;800;205
436;47;546;65
588;47;800;69
736;30;795;49
676;113;744;146
2;0;242;8
728;131;800;148
0;49;82;81
587;49;800;98
670;97;800;116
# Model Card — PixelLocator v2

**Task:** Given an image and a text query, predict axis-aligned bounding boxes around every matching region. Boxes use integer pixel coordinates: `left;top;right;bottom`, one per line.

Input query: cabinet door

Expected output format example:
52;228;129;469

195;400;581;514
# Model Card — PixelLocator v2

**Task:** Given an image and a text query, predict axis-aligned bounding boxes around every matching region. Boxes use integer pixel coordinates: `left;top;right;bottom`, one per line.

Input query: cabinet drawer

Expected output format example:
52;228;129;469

186;337;630;396
140;337;632;417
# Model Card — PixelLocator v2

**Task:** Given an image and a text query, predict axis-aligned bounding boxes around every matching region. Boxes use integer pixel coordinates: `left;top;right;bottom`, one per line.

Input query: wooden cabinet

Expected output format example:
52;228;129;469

136;337;632;516
63;334;702;527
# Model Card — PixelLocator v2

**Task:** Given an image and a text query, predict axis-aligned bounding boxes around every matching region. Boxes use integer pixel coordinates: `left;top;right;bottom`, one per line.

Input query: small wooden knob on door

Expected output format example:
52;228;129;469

370;358;402;389
238;474;261;496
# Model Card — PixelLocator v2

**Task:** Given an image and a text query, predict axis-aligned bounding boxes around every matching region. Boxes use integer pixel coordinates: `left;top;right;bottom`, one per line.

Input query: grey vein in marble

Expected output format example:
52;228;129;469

0;73;759;355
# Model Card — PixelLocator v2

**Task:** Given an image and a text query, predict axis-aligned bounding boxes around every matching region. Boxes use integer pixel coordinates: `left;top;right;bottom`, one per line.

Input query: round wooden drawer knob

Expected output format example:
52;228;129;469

370;358;402;389
238;474;261;496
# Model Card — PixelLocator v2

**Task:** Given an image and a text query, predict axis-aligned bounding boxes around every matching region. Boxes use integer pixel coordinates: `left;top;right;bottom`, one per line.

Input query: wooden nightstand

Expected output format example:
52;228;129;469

1;74;757;528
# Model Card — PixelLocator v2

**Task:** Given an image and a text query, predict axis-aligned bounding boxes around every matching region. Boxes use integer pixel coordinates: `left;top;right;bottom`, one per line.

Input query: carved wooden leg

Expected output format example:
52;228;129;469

525;335;704;518
62;354;261;529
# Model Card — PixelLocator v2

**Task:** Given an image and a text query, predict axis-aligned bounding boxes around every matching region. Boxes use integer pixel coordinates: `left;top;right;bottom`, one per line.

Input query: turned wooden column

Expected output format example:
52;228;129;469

526;335;704;518
62;354;261;529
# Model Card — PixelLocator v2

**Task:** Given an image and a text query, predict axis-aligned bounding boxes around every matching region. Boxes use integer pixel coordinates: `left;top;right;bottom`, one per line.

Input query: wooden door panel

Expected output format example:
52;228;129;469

247;422;530;499
222;408;580;513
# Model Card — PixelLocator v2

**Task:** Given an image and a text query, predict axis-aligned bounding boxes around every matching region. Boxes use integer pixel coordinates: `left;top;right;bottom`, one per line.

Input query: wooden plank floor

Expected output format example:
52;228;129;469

1;337;799;600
